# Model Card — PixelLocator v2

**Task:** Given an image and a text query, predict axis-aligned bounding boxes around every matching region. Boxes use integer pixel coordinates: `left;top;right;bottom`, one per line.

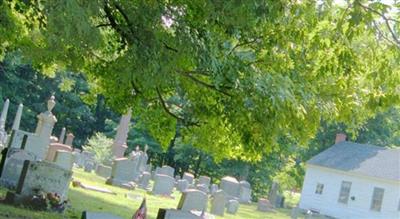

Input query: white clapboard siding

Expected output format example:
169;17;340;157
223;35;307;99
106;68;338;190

299;165;400;219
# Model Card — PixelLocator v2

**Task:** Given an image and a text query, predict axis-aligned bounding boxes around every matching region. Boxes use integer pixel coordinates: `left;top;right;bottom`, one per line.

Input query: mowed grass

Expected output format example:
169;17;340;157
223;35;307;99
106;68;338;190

0;168;295;219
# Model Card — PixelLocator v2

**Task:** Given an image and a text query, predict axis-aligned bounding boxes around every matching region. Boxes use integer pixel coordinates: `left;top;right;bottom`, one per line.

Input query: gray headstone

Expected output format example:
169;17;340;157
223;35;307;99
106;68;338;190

157;209;203;219
239;180;252;203
95;164;112;178
0;148;36;189
16;160;72;201
152;174;175;196
198;176;211;187
53;150;74;171
196;184;209;194
268;181;279;207
226;199;239;215
210;184;218;195
106;158;136;185
157;165;175;177
182;172;194;185
177;189;208;212
138;171;151;189
82;211;123;219
220;176;240;199
177;179;189;192
211;189;226;216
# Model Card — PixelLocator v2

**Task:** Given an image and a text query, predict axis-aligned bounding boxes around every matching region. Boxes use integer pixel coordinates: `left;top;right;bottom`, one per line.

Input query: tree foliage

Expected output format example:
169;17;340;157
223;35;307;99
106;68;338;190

1;0;399;160
83;132;113;164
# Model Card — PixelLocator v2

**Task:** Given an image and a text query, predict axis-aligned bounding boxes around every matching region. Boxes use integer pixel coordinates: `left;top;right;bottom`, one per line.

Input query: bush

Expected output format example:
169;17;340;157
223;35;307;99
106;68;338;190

83;132;113;164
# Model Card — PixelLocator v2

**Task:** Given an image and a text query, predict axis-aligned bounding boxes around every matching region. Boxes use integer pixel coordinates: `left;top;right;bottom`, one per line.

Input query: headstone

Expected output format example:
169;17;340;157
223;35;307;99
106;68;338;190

210;184;218;195
13;160;72;202
11;103;23;131
0;99;9;147
182;172;194;184
177;189;208;212
220;176;240;199
111;109;131;158
138;171;151;189
275;194;285;208
58;127;66;144
226;199;239;214
65;133;75;147
257;198;273;212
53;150;74;171
152;174;175;196
95;164;112;178
72;151;84;167
268;181;279;207
196;184;209;194
107;158;137;185
156;209;203;219
46;143;72;161
210;190;226;216
84;161;96;173
81;211;123;219
157;165;175;177
0;148;36;188
177;179;189;192
198;176;210;187
239;180;252;203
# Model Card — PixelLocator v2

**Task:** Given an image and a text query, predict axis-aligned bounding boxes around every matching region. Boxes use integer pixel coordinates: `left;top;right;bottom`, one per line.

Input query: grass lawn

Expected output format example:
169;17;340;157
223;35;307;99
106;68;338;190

0;168;295;219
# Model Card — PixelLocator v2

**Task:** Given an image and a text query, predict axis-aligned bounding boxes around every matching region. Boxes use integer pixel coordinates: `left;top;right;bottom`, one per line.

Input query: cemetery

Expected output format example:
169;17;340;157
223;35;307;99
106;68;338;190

0;1;399;219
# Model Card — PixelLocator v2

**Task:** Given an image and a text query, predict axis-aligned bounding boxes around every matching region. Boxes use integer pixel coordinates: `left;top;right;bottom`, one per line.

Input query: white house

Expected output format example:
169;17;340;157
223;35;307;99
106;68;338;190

299;134;400;219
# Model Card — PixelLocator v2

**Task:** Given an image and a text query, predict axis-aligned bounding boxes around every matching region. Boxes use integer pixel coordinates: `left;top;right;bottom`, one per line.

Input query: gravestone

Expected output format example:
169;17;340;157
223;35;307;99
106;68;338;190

65;133;75;147
73;151;84;167
239;180;252;203
81;211;123;219
138;171;151;189
177;179;189;192
84;161;96;173
268;181;280;207
11;103;23;131
157;165;175;178
220;176;240;199
275;194;285;208
198;176;211;187
8;160;72;203
177;189;208;212
210;190;226;216
111;109;131;158
95;164;112;178
152;174;175;196
210;184;218;195
226;199;239;215
0;148;36;188
53;150;74;171
156;209;203;219
182;172;194;185
46;143;72;161
58;127;66;144
196;184;209;194
257;198;273;212
0;99;9;148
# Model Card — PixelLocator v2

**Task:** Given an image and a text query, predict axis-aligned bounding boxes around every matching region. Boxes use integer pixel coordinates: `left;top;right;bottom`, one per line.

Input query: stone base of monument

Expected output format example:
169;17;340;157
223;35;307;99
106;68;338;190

105;178;136;190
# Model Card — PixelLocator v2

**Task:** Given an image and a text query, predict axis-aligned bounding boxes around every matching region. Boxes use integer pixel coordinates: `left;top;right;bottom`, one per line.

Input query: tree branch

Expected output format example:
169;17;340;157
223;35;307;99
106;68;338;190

179;71;233;97
156;87;200;126
228;37;261;56
358;3;400;47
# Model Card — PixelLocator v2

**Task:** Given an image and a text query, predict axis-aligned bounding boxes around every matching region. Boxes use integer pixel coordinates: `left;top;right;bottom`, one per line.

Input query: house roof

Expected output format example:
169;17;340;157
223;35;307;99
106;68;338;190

307;141;400;181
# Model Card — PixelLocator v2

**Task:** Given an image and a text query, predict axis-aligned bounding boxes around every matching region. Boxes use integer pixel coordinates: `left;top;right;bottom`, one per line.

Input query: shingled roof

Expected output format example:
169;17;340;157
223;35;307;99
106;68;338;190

307;141;400;181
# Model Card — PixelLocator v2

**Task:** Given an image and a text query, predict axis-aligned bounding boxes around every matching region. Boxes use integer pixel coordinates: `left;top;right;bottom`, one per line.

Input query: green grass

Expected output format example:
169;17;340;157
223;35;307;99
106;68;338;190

0;168;295;219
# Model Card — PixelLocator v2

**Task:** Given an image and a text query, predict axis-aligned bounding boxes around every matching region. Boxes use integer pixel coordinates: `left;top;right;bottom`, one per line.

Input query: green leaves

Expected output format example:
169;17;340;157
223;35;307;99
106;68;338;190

1;0;399;160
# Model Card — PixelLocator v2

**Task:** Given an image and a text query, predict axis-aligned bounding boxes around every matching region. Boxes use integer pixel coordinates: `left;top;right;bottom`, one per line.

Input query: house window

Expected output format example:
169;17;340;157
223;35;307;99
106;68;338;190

338;181;352;204
370;187;384;212
315;183;324;194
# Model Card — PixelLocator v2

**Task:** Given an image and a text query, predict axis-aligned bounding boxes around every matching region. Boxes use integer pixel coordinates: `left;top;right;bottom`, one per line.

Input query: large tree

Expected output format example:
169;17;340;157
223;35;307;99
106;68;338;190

1;0;399;160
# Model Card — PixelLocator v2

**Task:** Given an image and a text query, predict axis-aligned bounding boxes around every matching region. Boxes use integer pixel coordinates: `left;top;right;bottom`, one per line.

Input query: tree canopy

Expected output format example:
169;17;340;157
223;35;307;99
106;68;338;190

1;0;399;160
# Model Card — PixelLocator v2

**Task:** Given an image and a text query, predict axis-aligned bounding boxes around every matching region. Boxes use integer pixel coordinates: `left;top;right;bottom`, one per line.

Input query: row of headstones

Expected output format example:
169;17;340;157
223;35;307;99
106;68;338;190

145;166;252;216
0;97;76;205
